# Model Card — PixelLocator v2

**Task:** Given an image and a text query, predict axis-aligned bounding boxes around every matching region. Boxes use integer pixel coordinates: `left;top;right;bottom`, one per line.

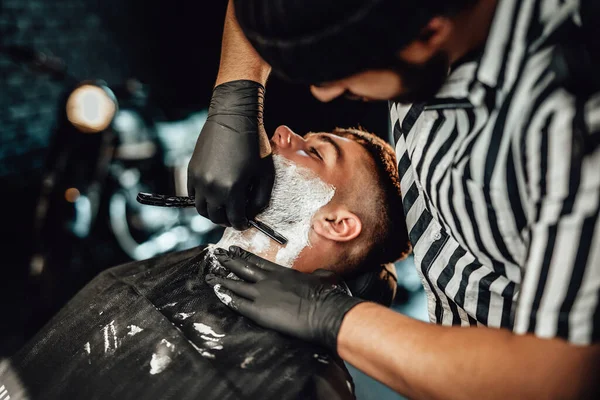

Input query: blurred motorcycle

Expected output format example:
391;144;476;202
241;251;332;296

2;45;221;322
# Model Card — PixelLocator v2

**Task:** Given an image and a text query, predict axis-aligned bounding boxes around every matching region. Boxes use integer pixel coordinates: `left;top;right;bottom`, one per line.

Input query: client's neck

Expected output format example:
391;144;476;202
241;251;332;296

215;227;283;266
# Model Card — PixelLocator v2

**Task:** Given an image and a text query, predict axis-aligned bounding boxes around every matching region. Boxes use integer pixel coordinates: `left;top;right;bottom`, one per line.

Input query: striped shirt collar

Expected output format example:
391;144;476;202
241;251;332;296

429;0;536;108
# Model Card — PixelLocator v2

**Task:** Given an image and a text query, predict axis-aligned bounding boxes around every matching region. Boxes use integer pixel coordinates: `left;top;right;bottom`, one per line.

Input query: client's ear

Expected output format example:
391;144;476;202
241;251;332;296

313;208;362;242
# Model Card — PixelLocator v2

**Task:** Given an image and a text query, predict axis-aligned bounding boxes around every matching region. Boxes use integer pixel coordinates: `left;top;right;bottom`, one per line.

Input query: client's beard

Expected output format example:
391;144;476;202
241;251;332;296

215;154;335;268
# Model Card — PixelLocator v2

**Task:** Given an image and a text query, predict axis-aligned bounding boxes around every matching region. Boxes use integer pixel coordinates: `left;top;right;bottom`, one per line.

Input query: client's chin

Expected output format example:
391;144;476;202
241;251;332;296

217;154;335;268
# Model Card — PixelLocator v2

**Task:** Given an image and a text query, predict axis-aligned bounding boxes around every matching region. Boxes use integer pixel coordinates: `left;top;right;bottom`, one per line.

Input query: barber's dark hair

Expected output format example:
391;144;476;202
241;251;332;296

234;0;479;84
330;127;412;273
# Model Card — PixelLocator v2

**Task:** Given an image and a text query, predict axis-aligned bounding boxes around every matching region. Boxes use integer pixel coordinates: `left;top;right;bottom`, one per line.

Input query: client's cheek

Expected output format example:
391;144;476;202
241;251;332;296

277;152;321;175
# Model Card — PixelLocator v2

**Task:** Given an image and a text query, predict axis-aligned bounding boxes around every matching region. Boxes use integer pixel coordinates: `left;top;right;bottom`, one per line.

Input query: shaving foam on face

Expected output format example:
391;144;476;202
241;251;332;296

216;154;335;268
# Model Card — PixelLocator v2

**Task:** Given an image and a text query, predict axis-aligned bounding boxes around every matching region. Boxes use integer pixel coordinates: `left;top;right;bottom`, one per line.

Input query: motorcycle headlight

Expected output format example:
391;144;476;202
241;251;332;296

66;84;117;133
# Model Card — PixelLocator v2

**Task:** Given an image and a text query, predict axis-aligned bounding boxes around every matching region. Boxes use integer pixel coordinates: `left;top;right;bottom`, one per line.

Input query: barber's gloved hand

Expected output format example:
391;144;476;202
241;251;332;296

205;246;365;352
187;80;275;230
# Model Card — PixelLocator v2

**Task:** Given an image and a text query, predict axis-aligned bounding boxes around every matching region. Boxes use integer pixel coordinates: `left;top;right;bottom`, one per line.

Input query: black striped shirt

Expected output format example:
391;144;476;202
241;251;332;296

390;0;600;344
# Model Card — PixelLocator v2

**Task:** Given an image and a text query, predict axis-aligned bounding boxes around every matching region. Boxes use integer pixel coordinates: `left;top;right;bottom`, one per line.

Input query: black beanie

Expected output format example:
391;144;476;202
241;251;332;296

234;0;445;84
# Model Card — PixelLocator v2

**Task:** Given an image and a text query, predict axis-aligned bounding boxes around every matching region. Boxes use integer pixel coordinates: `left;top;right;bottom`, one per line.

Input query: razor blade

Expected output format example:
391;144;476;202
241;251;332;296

136;192;288;245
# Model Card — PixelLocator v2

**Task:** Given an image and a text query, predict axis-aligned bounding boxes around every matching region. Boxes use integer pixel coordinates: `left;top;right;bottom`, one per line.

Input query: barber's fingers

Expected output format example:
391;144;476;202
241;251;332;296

187;170;196;198
194;196;208;220
214;249;268;282
211;282;259;318
246;157;275;218
229;246;288;273
206;274;258;300
225;183;250;230
207;203;229;227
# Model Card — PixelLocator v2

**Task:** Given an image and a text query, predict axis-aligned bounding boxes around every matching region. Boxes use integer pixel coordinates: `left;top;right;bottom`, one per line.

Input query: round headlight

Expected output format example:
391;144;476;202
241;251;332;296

66;84;117;133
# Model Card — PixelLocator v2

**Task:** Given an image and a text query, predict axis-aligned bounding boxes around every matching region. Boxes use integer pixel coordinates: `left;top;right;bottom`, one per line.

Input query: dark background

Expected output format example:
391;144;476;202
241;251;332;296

0;0;389;355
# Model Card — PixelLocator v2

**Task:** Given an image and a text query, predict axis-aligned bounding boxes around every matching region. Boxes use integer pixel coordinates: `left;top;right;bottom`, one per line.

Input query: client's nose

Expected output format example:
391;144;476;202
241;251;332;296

273;125;296;150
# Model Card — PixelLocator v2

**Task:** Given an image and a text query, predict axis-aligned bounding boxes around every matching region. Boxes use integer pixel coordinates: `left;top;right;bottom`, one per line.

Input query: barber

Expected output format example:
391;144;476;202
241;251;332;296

188;0;600;398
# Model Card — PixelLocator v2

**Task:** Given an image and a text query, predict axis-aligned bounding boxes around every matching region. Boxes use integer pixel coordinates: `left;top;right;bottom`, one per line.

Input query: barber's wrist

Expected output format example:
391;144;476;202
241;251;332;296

215;64;271;87
336;302;376;354
211;79;265;104
320;291;366;353
210;80;271;157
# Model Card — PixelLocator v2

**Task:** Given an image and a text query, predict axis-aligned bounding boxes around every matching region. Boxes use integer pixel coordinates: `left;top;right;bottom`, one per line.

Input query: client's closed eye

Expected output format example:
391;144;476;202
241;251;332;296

309;146;324;161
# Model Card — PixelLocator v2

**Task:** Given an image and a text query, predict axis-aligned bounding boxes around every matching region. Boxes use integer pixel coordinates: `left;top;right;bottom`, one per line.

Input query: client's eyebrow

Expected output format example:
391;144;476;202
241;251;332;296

316;135;342;161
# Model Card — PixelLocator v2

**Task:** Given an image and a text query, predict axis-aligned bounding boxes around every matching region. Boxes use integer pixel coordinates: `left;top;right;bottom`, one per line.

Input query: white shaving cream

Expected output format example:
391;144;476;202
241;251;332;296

193;323;225;338
241;356;254;369
204;245;225;273
240;348;261;369
216;154;335;268
102;320;118;353
187;340;219;359
175;312;195;320
213;284;233;306
226;272;241;281
149;339;175;375
200;335;220;342
189;322;227;358
127;325;143;336
313;353;330;364
149;353;172;375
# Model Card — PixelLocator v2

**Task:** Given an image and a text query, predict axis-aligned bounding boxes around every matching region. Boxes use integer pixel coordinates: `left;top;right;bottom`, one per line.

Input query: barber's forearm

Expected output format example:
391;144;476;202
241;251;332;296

215;0;271;86
338;303;599;400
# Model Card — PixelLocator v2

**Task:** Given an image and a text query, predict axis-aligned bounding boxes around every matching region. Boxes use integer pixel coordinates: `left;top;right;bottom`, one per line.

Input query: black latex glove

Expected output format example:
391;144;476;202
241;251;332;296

205;246;365;352
187;80;275;230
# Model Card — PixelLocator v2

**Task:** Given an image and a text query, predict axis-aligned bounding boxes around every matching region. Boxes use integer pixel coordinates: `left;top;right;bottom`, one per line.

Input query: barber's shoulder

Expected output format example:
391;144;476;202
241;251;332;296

504;40;599;148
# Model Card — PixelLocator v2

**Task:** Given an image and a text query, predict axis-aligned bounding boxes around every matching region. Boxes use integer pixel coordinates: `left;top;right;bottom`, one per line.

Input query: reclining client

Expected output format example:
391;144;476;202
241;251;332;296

3;126;411;400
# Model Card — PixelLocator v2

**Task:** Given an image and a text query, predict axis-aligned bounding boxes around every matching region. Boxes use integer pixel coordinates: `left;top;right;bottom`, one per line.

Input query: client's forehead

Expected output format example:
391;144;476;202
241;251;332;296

310;131;374;163
306;131;364;158
307;131;378;193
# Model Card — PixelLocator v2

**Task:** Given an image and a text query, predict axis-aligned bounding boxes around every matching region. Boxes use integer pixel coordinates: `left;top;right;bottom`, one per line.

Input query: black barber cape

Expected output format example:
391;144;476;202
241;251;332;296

4;246;355;400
